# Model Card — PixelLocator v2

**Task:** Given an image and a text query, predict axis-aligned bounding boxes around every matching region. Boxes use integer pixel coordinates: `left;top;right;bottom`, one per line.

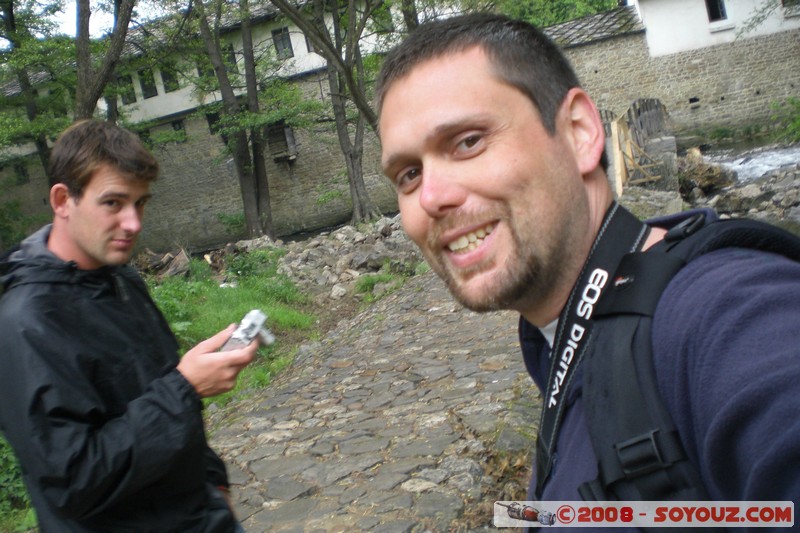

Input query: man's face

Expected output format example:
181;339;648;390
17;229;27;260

379;47;591;315
56;165;151;270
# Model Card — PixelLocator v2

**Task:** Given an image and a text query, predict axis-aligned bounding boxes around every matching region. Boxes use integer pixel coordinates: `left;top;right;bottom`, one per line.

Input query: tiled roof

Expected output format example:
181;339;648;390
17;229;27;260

544;5;644;48
1;71;52;98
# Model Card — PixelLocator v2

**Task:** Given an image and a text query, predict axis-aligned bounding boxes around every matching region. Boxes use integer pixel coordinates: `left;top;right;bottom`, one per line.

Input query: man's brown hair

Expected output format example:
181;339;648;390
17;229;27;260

48;119;159;198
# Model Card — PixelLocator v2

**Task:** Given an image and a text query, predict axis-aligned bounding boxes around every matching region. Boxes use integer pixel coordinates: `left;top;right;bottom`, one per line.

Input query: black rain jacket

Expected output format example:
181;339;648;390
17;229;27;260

0;226;237;532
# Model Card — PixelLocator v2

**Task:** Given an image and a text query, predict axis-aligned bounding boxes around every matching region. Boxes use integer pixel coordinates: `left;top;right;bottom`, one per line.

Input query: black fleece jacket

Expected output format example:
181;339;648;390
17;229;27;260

0;226;236;532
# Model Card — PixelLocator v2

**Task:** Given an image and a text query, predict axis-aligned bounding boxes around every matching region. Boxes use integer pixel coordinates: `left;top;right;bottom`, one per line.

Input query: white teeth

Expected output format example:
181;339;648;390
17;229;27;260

447;224;494;253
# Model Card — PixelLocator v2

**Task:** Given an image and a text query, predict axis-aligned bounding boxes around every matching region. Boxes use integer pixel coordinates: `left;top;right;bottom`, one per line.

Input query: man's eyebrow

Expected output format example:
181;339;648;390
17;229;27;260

98;191;153;202
382;114;491;173
98;191;129;200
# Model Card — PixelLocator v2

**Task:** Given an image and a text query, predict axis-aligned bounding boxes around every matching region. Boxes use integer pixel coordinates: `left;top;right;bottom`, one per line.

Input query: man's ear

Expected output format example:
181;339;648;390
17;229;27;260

563;88;605;175
50;184;72;218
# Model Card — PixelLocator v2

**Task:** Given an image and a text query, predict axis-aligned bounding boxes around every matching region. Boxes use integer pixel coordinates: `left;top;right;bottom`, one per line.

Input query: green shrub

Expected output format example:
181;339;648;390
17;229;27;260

217;212;246;235
224;248;285;278
316;189;344;206
0;436;30;528
771;97;800;143
0;200;47;252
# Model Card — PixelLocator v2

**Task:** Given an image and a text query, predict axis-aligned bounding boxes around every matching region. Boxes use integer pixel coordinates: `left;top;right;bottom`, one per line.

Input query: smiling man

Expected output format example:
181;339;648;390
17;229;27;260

377;13;800;509
0;120;258;532
378;42;612;326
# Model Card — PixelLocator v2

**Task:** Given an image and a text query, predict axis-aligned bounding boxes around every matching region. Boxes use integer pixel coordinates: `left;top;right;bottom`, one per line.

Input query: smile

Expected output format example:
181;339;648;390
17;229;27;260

447;223;494;254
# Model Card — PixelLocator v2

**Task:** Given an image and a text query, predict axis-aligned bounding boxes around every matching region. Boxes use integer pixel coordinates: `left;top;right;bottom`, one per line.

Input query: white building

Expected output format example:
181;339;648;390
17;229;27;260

629;0;800;56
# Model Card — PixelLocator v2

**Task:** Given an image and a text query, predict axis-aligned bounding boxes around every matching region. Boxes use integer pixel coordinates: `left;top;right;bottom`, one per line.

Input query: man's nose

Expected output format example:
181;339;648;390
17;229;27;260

418;163;467;218
119;205;143;234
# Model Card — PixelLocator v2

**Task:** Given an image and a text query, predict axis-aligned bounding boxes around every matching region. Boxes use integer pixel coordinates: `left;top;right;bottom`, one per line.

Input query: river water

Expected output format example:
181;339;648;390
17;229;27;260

702;143;800;182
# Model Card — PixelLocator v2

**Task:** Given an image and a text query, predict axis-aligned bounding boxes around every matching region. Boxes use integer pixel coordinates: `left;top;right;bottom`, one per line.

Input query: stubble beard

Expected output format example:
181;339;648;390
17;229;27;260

425;212;569;314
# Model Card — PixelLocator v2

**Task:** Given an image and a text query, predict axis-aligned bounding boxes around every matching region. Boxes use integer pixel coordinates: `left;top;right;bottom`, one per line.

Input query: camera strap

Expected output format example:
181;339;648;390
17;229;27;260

535;202;649;497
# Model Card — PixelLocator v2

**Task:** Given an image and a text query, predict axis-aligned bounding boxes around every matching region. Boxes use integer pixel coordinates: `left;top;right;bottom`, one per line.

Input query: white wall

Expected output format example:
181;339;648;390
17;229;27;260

633;0;800;56
111;16;329;124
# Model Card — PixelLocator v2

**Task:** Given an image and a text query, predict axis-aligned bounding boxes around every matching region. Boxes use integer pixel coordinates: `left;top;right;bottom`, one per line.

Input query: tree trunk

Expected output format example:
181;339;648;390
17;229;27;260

193;0;263;238
401;0;420;31
74;0;135;119
241;0;274;238
104;94;120;125
1;1;52;183
327;64;381;225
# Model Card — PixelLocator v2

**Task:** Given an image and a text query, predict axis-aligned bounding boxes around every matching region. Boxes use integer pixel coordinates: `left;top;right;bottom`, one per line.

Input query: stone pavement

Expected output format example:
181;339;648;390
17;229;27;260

208;270;543;532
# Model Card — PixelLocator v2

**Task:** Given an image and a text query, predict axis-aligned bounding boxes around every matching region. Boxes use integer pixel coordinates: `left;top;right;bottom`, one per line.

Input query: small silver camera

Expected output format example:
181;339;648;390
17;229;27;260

220;309;275;351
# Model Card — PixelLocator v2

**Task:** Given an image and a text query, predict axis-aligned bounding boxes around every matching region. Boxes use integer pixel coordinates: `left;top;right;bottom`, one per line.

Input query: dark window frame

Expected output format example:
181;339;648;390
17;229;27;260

223;43;240;74
117;75;137;105
305;34;318;55
138;69;158;99
272;27;294;59
705;0;728;22
161;66;181;93
265;120;297;162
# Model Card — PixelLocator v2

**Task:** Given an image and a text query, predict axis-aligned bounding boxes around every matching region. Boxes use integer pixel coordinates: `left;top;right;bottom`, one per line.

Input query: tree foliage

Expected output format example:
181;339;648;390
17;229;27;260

489;0;618;27
269;0;394;224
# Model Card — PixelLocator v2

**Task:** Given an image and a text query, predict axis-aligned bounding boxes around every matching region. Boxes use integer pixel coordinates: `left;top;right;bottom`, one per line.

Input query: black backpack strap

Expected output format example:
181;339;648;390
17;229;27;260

580;251;709;502
580;213;800;502
657;213;800;261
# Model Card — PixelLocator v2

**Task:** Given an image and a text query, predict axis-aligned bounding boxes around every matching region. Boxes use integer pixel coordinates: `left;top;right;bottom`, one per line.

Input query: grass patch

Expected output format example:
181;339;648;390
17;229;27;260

354;272;404;304
0;437;35;532
147;248;316;407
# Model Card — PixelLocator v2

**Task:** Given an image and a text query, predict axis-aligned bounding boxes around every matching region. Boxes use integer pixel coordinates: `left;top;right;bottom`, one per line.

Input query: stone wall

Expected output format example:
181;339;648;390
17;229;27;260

138;111;395;252
566;28;800;135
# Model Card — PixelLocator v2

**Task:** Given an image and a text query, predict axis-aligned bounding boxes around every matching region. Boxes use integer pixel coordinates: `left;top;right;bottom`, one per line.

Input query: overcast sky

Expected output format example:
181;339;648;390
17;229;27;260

55;3;114;37
54;2;166;37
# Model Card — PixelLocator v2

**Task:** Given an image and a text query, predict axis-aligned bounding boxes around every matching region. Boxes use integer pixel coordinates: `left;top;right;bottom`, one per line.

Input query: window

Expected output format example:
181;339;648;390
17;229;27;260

161;66;181;93
206;112;221;135
138;69;158;99
783;0;800;15
305;34;318;55
266;121;297;162
705;0;727;22
206;112;230;145
272;27;294;59
197;60;215;81
223;43;239;74
117;75;136;105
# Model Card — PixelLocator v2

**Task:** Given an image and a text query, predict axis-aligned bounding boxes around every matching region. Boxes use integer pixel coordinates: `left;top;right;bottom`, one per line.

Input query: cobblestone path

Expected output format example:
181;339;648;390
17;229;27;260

209;271;542;532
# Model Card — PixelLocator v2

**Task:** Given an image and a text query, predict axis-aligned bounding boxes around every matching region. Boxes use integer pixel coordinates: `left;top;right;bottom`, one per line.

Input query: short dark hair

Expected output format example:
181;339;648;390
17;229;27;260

376;13;610;170
48;119;159;198
376;13;581;135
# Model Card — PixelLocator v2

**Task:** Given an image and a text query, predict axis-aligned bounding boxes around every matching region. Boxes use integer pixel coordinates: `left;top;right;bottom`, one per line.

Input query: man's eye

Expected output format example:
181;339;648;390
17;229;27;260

456;134;482;152
396;168;421;190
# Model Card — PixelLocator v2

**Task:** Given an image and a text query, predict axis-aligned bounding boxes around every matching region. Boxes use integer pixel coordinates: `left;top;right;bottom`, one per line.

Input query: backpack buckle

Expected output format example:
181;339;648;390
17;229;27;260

615;430;667;478
664;213;706;242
